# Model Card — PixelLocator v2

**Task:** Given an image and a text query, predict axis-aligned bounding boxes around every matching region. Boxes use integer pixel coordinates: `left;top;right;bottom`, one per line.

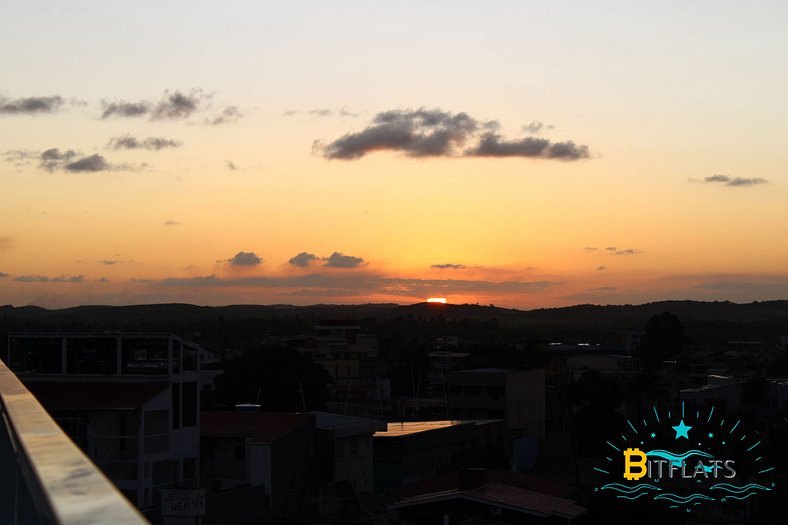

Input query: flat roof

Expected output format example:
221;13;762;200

309;411;386;436
375;420;471;438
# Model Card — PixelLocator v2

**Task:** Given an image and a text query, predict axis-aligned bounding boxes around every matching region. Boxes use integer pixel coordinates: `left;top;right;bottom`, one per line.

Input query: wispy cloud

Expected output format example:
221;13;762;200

209;106;243;125
163;220;181;226
5;148;144;172
101;89;239;124
318;108;591;161
107;135;181;150
431;263;466;269
156;273;559;297
0;95;65;115
612;249;641;256
700;174;768;187
14;274;84;283
225;160;238;171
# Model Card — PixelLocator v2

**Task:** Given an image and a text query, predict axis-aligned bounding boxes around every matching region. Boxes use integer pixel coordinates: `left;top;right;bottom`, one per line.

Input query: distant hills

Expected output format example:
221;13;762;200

3;300;788;326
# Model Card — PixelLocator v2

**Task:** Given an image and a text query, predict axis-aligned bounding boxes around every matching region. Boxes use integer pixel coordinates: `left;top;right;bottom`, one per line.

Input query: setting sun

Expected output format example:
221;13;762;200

427;298;447;304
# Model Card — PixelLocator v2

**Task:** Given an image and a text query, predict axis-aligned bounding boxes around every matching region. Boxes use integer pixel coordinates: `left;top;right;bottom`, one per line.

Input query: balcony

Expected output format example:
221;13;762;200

0;359;148;524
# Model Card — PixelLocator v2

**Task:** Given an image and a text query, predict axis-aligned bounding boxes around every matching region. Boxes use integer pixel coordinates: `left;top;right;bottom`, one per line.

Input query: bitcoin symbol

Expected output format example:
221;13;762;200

623;448;648;480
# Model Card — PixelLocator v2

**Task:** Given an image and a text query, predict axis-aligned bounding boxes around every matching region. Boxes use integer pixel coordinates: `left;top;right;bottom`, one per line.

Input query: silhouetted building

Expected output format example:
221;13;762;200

7;332;201;509
448;368;546;439
200;411;316;522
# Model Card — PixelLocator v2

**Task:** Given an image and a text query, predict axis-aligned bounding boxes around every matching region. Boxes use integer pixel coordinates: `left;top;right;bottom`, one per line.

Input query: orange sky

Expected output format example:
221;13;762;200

2;2;788;308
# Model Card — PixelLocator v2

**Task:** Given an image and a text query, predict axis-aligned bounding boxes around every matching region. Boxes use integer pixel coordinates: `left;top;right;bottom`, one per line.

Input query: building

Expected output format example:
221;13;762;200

200;411;316;523
310;411;387;517
448;368;546;439
6;332;202;510
373;420;506;490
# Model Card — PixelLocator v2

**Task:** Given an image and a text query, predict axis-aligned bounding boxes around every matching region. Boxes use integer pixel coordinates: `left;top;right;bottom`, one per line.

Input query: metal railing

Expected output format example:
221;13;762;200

0;359;149;525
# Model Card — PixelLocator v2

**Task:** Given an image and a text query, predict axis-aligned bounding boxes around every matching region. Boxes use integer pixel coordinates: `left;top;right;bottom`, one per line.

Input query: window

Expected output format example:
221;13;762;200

67;338;116;374
172;383;181;429
182;381;198;427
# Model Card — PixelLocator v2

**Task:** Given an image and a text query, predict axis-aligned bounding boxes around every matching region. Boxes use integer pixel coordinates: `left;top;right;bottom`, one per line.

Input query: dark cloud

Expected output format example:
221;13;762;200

225;160;237;171
163;220;181;226
431;263;466;269
100;100;150;119
101;260;119;265
7;148;134;172
152;89;207;120
589;286;617;291
597;266;607;271
14;274;84;283
289;252;320;267
468;134;590;160
702;174;768;187
209;106;243;125
107;135;181;150
584;247;598;251
321;108;591;161
64;154;111;172
0;272;8;279
606;247;617;251
322;108;481;159
323;252;366;268
0;95;64;115
40;148;79;171
613;249;641;256
101;89;209;121
309;109;333;117
227;251;263;266
283;110;297;116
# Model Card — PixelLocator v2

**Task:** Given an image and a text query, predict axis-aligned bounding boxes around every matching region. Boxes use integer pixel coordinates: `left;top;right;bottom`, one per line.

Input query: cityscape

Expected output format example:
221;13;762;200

2;2;788;524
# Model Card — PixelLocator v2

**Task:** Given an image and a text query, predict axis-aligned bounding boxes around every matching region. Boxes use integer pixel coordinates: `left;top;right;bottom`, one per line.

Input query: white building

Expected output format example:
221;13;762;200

7;332;201;509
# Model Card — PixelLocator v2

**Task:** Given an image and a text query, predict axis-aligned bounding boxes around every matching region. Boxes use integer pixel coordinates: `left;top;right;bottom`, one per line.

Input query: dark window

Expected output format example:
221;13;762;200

12;337;63;373
183;457;196;479
122;338;168;375
183;344;196;372
153;459;177;485
67;338;116;374
182;381;197;427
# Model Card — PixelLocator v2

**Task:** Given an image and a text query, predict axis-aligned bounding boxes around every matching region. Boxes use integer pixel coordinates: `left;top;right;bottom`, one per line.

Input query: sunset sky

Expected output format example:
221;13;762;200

2;1;788;309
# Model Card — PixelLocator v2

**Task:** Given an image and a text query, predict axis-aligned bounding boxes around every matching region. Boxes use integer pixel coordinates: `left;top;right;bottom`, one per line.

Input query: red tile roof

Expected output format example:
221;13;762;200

200;412;313;443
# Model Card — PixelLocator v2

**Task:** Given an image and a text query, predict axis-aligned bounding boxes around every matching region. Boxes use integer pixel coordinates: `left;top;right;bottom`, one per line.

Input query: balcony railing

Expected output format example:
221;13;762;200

0;359;148;524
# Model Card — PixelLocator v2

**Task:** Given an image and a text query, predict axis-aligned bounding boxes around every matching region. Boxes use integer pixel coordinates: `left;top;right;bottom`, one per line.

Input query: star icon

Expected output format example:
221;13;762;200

672;419;692;439
650;432;656;438
708;432;714;439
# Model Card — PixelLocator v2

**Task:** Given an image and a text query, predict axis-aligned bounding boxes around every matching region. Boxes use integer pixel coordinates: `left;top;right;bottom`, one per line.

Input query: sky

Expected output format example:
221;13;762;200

2;1;788;309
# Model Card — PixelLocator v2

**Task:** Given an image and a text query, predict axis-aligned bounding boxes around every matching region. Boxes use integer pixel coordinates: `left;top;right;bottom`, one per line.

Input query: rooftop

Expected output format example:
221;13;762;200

375;420;471;438
309;411;386;437
200;411;313;443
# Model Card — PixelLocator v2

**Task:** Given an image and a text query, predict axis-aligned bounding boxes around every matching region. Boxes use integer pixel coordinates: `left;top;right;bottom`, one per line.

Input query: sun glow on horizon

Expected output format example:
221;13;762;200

427;297;447;304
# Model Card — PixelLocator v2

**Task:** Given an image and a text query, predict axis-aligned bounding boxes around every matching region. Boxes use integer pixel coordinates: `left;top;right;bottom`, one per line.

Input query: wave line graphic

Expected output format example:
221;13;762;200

710;483;771;493
616;492;650;500
600;483;661;493
724;492;758;501
654;493;715;503
646;450;714;462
